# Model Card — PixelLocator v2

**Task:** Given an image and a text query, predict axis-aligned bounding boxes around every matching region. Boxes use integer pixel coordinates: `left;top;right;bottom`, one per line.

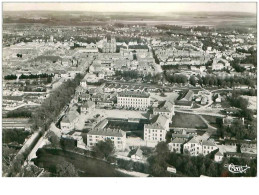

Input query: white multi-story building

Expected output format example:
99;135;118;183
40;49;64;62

87;119;126;151
117;91;150;110
87;129;126;151
169;138;185;153
202;140;218;156
183;137;203;156
144;114;170;142
183;135;218;156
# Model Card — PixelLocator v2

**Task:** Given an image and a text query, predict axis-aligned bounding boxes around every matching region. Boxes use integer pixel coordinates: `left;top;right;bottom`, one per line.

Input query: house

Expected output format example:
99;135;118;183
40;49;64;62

223;116;244;127
60;109;80;134
96;100;114;108
201;96;208;105
81;101;95;114
214;93;221;103
153;100;175;123
80;79;87;88
76;86;87;96
80;94;91;101
183;136;203;156
202;140;218;156
175;90;194;108
214;151;224;162
131;147;144;160
169;138;185;153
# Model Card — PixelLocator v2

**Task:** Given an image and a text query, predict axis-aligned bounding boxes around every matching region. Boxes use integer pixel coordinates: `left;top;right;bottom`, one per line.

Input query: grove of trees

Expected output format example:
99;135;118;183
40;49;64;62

147;142;257;177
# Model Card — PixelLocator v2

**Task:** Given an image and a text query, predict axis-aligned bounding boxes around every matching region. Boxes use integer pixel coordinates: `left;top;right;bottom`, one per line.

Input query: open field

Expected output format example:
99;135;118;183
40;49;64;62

171;112;208;129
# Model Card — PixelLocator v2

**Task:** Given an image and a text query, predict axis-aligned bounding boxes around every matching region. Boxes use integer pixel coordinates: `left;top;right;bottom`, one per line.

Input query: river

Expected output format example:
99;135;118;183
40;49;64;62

33;148;130;177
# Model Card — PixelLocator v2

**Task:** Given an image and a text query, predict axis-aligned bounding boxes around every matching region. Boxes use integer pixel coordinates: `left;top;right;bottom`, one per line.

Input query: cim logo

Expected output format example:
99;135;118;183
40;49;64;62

224;163;250;174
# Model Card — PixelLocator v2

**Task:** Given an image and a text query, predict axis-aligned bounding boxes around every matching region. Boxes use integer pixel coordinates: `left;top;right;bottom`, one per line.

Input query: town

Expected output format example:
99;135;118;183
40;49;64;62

2;9;257;177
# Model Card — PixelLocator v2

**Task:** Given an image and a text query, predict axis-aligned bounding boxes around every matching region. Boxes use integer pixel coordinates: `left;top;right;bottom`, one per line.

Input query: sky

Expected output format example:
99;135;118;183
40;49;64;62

3;2;257;13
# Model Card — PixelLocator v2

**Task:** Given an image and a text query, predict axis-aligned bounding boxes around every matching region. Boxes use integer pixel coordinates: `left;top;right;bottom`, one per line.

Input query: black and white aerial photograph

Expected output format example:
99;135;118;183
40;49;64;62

1;1;258;186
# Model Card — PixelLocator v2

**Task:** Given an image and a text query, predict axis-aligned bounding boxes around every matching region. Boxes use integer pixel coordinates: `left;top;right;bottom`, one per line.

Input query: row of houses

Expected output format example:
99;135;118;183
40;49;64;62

104;83;146;93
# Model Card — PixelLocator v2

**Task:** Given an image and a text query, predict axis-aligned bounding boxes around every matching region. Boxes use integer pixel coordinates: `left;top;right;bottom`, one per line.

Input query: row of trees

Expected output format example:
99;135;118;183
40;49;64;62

194;74;255;88
30;73;84;131
4;73;54;80
4;74;17;80
19;73;54;80
115;70;139;79
164;72;188;84
164;71;256;87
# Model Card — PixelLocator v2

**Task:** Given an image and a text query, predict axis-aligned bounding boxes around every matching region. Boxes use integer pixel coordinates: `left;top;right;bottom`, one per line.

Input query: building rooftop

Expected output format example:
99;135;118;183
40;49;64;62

88;128;126;137
178;90;194;102
62;110;79;123
118;91;150;98
81;101;95;109
145;114;169;130
202;140;217;147
171;138;186;144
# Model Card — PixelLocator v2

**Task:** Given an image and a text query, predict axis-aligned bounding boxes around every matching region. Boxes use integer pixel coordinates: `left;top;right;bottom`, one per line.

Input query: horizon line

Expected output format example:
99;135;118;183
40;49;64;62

3;10;256;14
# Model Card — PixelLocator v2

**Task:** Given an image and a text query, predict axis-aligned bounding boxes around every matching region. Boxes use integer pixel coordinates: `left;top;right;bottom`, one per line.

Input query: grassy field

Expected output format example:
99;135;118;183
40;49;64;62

33;148;130;177
171;112;208;129
202;115;222;129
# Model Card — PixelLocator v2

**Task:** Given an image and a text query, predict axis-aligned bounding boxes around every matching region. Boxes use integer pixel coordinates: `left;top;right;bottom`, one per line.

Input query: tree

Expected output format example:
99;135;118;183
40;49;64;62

216;117;223;128
2;146;17;174
155;142;170;157
200;163;206;176
20;164;43;177
189;75;196;86
55;161;78;177
165;132;172;143
47;76;52;83
47;131;60;148
92;139;115;160
147;142;170;176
